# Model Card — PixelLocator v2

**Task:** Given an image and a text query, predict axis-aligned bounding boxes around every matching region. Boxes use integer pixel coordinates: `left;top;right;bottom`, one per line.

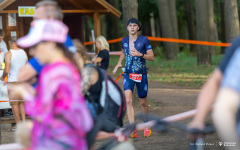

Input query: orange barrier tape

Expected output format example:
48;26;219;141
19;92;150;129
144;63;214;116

107;38;123;44
0;100;26;103
84;38;123;46
115;71;124;82
84;41;94;45
146;36;231;47
84;36;231;47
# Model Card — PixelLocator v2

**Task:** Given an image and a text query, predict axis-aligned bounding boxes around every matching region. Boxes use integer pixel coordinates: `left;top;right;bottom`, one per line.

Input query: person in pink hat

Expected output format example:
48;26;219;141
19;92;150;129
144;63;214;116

9;19;93;150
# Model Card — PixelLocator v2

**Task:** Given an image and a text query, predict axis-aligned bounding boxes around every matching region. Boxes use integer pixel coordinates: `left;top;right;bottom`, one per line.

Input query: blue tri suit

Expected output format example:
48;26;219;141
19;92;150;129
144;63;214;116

122;35;152;98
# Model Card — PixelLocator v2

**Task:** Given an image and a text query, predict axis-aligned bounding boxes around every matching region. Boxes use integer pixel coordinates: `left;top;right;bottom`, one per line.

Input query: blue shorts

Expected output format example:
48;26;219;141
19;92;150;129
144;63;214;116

123;73;148;98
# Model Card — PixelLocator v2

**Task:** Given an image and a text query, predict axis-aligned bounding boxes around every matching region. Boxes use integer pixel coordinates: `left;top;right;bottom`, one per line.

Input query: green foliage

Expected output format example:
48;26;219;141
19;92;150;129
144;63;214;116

153;46;165;58
137;0;158;23
145;52;223;87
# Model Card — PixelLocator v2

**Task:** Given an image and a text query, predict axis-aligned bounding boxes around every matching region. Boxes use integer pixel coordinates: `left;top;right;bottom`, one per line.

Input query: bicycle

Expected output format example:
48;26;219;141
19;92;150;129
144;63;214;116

98;114;215;150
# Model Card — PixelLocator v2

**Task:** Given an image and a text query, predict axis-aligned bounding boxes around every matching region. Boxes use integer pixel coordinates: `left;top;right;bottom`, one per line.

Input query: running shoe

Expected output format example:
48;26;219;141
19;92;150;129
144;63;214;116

130;130;138;138
144;128;151;137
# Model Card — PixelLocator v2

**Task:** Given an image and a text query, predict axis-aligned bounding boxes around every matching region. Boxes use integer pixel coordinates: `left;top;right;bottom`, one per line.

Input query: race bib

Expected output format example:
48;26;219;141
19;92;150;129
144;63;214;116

129;73;142;82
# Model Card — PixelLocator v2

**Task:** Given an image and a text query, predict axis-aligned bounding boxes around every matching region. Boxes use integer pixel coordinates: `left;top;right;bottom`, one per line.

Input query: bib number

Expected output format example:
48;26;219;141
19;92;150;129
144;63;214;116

129;73;142;82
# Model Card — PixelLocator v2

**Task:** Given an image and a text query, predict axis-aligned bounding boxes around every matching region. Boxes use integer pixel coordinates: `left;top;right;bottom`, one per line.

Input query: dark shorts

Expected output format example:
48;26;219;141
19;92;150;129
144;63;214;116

123;73;148;98
7;82;24;106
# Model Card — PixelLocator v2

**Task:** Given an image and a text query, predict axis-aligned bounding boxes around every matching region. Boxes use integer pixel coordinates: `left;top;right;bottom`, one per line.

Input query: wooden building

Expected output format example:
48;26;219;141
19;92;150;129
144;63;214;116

0;0;121;51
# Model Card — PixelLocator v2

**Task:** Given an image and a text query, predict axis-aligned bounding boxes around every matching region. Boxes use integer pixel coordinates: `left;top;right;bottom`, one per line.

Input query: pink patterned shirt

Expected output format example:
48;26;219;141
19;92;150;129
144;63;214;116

25;62;93;150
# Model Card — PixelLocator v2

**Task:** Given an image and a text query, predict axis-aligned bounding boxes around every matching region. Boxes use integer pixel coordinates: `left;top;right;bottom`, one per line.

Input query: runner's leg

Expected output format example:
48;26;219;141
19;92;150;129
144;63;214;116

136;74;151;137
136;74;148;121
125;90;135;123
123;73;135;124
139;98;148;116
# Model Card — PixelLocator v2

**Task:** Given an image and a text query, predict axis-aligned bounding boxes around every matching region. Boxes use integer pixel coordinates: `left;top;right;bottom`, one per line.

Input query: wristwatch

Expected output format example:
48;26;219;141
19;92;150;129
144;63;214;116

140;53;144;58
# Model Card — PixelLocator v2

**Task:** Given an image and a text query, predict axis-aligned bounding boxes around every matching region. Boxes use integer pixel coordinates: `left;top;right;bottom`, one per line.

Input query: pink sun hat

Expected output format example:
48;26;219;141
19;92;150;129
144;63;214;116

17;19;69;48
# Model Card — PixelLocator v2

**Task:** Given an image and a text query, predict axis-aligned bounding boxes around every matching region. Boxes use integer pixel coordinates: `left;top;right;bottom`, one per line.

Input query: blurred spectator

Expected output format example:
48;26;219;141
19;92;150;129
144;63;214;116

10;19;92;150
0;29;11;116
0;36;28;131
93;35;110;70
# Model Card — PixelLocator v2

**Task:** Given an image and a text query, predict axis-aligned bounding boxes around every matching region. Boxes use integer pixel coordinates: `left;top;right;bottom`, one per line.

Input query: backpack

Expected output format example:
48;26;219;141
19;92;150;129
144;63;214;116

85;64;126;124
85;64;126;148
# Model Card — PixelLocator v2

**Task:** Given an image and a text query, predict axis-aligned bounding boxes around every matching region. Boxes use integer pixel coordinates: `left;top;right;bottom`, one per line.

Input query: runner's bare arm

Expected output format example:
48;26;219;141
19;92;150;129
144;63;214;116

81;67;99;96
113;49;125;74
142;49;154;61
130;49;154;61
0;51;11;80
188;69;222;130
18;64;37;82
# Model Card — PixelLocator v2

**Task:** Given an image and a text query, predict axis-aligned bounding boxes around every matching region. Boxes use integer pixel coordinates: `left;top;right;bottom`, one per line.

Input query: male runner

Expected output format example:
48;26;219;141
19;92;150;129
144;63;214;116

113;18;154;138
18;0;76;83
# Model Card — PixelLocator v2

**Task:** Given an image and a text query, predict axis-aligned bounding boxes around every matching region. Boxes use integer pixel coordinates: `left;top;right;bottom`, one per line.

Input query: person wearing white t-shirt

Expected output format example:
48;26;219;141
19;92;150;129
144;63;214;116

0;36;28;129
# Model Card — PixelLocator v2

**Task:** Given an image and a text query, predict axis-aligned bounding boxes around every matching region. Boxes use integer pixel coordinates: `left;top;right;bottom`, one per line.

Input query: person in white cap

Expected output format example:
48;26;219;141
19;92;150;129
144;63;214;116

9;19;93;150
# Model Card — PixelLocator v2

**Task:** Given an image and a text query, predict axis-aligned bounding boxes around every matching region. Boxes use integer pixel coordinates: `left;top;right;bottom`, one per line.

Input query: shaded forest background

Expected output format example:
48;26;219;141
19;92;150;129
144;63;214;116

84;0;240;65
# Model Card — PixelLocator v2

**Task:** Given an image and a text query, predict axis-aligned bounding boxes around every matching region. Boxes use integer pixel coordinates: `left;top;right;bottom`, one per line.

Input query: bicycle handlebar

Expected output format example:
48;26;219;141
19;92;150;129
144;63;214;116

137;114;215;134
98;114;215;150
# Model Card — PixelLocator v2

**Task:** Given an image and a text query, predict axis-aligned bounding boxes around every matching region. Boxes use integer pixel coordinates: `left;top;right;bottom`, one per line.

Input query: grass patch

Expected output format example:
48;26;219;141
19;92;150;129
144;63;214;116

108;52;223;88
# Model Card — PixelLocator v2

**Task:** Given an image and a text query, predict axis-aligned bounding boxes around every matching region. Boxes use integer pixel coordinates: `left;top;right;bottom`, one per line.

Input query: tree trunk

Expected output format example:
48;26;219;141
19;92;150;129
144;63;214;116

220;1;227;54
100;15;107;37
141;19;152;36
207;0;217;54
106;0;122;51
224;0;240;42
157;0;178;60
185;1;197;53
195;0;212;65
169;0;179;53
169;0;178;39
155;18;161;37
122;0;138;36
84;16;91;42
150;13;156;37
